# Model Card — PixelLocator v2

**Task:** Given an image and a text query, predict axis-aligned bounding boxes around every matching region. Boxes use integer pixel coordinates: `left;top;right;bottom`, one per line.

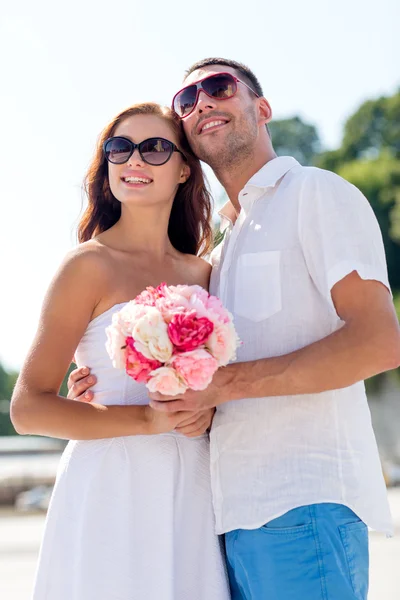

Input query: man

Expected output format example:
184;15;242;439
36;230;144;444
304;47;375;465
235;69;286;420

69;58;400;599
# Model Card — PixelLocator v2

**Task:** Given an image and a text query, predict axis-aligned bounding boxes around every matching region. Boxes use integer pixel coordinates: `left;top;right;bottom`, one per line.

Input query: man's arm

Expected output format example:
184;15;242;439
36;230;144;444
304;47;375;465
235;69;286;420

149;271;400;412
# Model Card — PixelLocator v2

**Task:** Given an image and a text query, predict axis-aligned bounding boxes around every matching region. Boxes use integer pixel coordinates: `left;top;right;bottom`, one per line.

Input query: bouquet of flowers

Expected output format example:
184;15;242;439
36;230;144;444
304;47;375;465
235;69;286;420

106;283;240;395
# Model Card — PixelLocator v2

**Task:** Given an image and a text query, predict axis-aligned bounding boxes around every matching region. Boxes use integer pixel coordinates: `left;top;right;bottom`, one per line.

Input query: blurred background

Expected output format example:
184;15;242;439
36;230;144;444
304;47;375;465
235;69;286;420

0;0;399;598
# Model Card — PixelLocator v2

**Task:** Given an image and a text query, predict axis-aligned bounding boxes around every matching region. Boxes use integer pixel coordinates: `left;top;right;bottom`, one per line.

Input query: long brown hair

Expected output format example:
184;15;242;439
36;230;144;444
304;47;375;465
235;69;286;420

78;103;213;256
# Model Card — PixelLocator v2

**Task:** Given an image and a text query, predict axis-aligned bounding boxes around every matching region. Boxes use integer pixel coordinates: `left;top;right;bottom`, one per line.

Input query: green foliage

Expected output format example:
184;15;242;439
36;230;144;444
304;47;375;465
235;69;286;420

337;153;400;289
394;293;400;321
59;363;77;397
340;90;400;161
316;90;400;292
0;363;19;435
269;116;321;165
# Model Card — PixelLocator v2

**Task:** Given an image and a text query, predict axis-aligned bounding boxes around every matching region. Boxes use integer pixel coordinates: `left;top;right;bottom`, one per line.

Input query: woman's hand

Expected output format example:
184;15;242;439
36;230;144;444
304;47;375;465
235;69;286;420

67;366;97;402
175;408;215;438
67;368;216;437
143;406;202;436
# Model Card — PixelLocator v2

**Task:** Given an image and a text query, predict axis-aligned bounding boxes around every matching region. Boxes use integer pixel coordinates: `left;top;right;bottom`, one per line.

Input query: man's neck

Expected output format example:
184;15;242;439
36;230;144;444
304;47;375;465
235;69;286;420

214;147;277;213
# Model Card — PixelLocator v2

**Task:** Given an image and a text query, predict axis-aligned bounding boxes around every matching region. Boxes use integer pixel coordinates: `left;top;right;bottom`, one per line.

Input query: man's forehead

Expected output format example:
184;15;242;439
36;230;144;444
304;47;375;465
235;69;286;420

183;65;237;86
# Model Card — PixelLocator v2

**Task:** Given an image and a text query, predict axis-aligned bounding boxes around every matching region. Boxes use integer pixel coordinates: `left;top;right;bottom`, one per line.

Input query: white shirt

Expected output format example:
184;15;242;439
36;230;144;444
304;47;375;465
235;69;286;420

209;156;393;536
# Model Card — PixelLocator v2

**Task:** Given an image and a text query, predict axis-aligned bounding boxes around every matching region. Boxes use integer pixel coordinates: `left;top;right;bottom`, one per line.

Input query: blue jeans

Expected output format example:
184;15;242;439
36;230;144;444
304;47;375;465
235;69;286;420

225;503;369;600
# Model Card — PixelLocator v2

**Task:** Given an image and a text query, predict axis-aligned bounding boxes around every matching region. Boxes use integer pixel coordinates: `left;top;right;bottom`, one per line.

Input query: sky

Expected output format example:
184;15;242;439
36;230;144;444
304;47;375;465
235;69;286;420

1;0;399;371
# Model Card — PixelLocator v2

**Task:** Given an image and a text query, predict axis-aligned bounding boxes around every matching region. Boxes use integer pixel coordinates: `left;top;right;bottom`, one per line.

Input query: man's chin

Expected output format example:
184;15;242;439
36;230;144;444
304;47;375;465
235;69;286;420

194;141;227;166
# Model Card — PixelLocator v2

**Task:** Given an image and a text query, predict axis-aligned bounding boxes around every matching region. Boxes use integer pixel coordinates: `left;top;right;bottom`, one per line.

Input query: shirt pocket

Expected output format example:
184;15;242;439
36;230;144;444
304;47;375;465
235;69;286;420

234;251;282;322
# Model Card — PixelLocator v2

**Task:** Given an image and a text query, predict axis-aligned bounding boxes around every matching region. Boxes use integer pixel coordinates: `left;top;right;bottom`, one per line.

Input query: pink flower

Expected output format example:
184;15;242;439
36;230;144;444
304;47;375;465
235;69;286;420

146;367;187;396
156;292;190;320
168;310;214;351
171;349;218;391
168;284;209;306
125;337;162;383
206;295;231;324
205;320;240;366
134;283;167;307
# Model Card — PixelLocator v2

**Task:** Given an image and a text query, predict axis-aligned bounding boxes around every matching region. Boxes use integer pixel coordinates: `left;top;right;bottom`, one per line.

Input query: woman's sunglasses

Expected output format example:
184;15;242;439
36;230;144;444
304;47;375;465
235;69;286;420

172;72;259;119
103;136;185;166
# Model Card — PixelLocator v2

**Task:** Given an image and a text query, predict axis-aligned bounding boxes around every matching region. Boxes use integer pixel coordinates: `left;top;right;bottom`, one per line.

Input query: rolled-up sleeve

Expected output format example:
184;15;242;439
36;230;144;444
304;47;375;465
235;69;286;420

298;168;391;310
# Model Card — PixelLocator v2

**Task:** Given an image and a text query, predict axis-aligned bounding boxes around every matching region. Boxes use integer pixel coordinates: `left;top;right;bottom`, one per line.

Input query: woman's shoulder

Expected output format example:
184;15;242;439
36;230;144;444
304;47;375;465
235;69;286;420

55;240;116;296
62;240;113;272
181;254;212;287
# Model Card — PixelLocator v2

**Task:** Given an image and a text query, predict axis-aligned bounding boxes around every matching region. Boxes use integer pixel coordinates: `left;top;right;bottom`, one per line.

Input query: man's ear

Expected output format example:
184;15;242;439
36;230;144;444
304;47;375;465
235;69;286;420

258;97;273;126
179;163;191;183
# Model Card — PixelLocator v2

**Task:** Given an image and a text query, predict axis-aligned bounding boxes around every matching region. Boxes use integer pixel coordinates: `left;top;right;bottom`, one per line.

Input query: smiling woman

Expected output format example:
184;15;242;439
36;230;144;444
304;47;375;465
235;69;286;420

10;101;230;600
79;102;213;256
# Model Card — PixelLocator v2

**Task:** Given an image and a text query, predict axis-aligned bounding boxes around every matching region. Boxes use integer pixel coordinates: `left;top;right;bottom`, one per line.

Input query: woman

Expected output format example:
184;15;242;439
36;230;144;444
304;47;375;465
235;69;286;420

11;103;230;600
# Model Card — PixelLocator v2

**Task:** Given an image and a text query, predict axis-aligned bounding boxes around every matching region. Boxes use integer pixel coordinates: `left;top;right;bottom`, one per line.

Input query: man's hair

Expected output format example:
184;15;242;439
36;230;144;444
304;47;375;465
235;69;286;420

184;57;264;98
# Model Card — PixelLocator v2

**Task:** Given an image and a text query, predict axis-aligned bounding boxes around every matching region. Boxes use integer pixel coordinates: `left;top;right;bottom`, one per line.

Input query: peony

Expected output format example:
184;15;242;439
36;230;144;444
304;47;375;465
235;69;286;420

205;320;240;366
206;296;231;325
156;291;190;321
134;283;166;307
106;284;240;392
170;349;218;390
114;302;148;337
125;337;162;383
168;310;214;351
132;307;173;362
168;284;209;306
146;366;187;396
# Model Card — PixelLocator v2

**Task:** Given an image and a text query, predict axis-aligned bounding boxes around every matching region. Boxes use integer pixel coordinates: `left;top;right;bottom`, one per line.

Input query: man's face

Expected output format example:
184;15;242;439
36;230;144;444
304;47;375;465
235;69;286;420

178;65;260;170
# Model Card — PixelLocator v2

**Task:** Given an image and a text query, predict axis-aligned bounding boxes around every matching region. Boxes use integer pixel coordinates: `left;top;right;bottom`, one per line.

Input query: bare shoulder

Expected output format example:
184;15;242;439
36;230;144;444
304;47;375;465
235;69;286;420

60;240;113;284
43;240;116;318
181;254;212;289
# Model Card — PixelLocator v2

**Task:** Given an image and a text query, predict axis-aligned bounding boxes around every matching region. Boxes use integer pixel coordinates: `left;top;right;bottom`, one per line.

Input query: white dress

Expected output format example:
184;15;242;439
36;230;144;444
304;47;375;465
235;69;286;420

32;303;230;600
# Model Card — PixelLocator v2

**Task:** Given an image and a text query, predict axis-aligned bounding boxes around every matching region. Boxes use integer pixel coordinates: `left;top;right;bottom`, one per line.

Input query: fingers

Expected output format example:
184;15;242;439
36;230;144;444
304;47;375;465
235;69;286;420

74;390;94;403
150;400;185;413
176;415;209;437
174;411;202;427
67;373;97;400
68;366;89;387
169;410;196;429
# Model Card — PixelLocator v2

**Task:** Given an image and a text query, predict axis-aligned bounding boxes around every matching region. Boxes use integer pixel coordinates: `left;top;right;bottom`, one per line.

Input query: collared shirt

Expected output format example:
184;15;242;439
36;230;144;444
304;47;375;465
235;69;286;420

209;156;393;536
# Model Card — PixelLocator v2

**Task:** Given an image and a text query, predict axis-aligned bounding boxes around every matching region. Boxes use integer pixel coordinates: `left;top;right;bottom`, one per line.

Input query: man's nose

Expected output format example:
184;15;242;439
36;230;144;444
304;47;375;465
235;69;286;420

195;90;217;114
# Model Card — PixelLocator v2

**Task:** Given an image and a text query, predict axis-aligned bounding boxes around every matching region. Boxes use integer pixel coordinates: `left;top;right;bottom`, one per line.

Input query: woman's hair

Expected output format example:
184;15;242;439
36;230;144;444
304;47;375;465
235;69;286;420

78;103;213;256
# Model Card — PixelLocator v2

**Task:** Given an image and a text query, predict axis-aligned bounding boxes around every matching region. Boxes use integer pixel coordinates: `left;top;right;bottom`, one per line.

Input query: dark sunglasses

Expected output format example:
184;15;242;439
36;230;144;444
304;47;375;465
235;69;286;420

103;136;185;166
172;71;259;119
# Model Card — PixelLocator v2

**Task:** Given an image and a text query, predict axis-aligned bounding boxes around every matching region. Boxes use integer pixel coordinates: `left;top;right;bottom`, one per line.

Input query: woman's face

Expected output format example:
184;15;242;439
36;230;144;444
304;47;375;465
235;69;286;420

107;114;190;209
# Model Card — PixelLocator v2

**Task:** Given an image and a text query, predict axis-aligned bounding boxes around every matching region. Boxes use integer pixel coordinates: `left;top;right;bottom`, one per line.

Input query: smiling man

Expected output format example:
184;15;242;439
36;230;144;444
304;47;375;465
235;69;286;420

69;58;400;599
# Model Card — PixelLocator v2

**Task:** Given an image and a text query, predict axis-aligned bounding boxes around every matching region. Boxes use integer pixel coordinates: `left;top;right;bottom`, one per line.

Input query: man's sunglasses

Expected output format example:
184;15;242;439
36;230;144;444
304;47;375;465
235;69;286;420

172;72;259;119
103;136;185;166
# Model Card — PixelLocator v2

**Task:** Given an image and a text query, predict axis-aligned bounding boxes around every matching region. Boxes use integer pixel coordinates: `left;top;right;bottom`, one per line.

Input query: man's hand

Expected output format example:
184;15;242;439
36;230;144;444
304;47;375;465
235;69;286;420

67;366;215;435
67;366;97;402
149;369;231;412
175;408;215;437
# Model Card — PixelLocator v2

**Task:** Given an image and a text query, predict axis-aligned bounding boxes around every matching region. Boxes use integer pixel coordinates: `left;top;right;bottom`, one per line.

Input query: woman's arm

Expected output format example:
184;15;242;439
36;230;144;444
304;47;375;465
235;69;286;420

10;248;189;440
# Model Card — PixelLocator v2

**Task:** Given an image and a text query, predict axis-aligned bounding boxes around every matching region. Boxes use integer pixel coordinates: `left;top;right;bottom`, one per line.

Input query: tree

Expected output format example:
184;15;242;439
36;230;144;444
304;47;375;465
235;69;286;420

340;90;400;161
269;116;321;165
317;90;400;291
337;153;400;289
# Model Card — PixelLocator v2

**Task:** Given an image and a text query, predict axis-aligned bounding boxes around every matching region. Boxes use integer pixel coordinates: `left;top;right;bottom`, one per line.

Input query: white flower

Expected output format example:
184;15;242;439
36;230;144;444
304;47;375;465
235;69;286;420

132;307;173;363
205;320;241;366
